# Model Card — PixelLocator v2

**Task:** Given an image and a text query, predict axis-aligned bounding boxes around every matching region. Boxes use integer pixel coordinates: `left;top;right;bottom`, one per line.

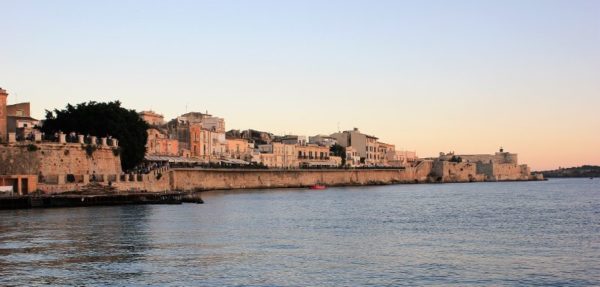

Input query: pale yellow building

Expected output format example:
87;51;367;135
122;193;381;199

258;142;298;168
226;138;252;160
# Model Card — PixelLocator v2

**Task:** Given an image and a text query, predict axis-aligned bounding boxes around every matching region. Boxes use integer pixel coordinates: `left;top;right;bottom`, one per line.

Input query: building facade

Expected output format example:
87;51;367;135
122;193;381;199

0;88;8;143
139;111;165;126
258;142;298;168
225;138;252;160
146;128;179;156
331;128;379;165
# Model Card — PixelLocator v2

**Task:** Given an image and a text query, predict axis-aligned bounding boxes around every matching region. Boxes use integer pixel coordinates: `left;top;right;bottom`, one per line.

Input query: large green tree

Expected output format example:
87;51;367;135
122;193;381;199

330;143;346;167
41;101;148;171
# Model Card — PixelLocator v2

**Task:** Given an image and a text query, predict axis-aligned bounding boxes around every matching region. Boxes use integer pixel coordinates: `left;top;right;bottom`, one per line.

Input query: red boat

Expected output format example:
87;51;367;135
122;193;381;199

309;184;327;190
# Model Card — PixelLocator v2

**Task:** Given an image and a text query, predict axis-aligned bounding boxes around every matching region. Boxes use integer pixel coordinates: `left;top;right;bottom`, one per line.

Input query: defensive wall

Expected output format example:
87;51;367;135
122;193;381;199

169;165;432;191
0;132;172;194
2;141;542;194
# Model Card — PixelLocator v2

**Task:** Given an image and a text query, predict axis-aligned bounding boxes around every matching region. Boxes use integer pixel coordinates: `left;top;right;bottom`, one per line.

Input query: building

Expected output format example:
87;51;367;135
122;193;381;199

257;142;298;168
0;89;40;142
225;138;252;160
434;149;532;182
227;129;274;145
189;124;209;159
345;146;361;167
296;144;338;168
167;111;227;160
309;134;337;147
202;116;226;133
438;149;518;165
280;135;307;146
0;88;9;142
387;150;418;167
330;128;379;165
139;111;165;126
297;144;330;161
146;128;179;156
376;142;396;166
5;103;39;140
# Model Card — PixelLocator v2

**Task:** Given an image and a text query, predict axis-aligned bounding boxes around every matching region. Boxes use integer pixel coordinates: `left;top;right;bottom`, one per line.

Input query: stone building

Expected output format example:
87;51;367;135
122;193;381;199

330;128;379;165
258;142;298;168
387;150;418;167
309;134;337;147
6;102;39;140
167;111;227;160
433;149;531;182
345;146;361;167
146;128;179;156
296;144;338;168
280;135;307;146
225;138;253;160
139;110;165;126
0;88;8;142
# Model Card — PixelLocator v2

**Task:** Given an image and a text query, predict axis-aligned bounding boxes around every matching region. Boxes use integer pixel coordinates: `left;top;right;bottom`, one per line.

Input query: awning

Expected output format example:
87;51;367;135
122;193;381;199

145;155;207;164
220;158;251;165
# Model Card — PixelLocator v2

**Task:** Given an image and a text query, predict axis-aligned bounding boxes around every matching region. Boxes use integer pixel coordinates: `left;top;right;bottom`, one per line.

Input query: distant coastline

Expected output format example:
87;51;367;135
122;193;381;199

538;165;600;178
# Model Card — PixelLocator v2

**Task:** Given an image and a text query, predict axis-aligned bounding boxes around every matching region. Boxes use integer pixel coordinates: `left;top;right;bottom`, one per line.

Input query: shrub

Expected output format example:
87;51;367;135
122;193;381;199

112;147;121;157
85;144;97;157
27;144;39;152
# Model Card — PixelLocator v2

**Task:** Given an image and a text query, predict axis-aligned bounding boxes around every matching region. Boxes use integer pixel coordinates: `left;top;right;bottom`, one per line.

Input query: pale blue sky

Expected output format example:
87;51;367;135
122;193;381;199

1;0;599;169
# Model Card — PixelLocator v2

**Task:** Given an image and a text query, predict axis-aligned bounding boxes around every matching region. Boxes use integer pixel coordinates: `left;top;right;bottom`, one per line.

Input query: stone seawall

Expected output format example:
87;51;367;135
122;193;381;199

170;167;432;191
168;160;540;192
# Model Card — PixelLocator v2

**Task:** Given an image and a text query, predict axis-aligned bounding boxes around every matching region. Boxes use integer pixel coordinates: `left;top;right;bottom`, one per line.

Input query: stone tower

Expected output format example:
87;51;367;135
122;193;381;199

0;87;7;143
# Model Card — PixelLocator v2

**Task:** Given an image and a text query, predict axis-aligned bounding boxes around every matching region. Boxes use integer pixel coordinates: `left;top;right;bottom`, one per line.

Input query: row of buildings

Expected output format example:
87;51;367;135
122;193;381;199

1;86;417;170
139;110;418;169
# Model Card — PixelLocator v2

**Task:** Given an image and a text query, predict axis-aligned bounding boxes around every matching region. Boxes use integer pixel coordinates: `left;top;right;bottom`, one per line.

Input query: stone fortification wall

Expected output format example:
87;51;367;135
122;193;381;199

431;161;485;183
0;143;121;177
38;168;171;194
0;145;39;175
170;168;427;191
492;164;530;181
37;143;121;177
1;142;122;194
440;152;518;165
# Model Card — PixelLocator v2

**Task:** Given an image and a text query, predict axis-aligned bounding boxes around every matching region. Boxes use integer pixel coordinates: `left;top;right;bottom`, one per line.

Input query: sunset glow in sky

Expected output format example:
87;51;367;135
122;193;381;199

1;0;599;170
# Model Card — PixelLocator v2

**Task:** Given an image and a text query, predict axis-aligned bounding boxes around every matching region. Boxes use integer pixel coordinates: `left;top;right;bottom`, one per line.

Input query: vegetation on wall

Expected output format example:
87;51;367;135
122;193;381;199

85;144;97;157
41;101;148;171
449;156;463;163
27;144;39;152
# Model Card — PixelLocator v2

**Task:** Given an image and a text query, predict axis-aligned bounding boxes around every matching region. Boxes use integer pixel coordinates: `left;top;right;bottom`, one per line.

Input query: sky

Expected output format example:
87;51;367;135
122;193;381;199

1;0;599;170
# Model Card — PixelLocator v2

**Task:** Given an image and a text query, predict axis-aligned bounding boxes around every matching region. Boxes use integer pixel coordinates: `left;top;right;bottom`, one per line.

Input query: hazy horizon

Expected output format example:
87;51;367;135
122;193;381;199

1;0;599;170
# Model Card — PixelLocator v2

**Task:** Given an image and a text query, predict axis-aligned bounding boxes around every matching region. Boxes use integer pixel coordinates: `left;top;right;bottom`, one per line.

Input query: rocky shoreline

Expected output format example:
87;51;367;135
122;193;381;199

0;192;203;210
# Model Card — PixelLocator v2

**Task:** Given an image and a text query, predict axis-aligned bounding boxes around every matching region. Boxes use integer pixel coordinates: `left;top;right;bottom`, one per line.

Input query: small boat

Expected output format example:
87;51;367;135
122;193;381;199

309;184;327;190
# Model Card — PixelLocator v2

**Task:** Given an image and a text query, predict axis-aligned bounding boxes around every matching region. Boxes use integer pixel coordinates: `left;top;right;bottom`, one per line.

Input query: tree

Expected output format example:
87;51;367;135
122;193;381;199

330;144;346;166
449;155;463;163
41;101;148;171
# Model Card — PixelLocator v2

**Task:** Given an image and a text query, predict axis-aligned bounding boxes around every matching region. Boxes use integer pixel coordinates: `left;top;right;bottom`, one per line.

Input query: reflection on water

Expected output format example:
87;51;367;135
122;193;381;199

1;179;599;286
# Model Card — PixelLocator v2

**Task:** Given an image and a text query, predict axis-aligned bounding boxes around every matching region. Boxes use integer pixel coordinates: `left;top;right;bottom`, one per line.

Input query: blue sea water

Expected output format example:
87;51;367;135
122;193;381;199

0;178;599;286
